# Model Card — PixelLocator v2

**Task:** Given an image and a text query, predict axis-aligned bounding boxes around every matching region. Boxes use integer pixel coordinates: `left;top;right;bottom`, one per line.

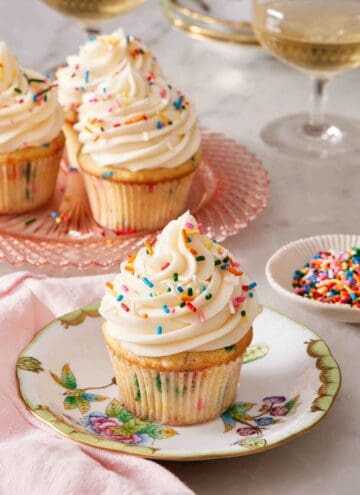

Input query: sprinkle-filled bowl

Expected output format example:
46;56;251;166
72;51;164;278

265;234;360;323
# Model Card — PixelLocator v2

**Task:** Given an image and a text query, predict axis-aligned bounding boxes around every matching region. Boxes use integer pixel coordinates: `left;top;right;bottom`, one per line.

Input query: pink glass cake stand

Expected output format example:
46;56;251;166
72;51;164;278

0;130;270;269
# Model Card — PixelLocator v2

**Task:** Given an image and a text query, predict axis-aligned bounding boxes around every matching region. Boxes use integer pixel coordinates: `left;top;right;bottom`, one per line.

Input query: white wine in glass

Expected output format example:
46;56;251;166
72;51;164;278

253;0;360;158
42;0;145;35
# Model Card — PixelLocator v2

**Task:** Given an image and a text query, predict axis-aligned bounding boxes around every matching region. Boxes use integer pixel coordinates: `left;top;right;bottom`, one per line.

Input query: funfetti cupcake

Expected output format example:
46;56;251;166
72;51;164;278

0;42;64;214
100;212;259;425
75;64;201;232
57;28;162;169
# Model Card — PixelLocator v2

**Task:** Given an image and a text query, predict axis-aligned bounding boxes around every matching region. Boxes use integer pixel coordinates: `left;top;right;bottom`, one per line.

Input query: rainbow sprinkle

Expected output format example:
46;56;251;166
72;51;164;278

144;241;153;255
156;325;163;335
173;95;184;110
101;171;113;179
181;295;194;302
142;277;153;288
227;266;243;276
127;253;136;263
198;309;205;322
24;218;36;226
293;249;360;307
181;229;188;244
233;295;246;308
114;228;137;235
186;302;197;312
121;303;130;312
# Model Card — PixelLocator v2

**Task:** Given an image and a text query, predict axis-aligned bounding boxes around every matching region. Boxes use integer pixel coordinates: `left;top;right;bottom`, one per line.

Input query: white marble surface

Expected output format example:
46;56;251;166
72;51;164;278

1;1;360;494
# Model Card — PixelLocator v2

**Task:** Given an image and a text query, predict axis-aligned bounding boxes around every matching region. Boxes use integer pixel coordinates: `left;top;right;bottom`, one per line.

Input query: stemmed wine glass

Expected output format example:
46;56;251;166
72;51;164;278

41;0;145;38
253;0;360;158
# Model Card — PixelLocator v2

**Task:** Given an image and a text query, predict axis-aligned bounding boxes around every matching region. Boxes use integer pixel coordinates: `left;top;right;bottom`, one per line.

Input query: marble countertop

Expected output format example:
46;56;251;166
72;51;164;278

1;1;359;494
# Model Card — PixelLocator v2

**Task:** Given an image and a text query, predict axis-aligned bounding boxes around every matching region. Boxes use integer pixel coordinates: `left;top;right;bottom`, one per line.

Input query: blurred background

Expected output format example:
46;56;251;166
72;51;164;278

2;0;359;156
1;0;359;263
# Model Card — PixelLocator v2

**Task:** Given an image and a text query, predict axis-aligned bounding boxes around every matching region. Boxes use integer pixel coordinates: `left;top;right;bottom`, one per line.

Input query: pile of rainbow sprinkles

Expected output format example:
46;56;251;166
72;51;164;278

293;248;360;308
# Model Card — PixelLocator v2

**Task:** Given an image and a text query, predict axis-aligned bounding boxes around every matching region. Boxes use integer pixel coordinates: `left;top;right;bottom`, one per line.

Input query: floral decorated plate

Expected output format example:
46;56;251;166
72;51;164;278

16;306;341;460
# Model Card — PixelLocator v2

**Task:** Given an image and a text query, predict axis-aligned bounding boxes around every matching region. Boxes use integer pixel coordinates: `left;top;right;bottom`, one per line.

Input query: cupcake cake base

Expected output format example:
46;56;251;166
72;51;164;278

79;149;201;232
103;324;253;426
0;132;65;214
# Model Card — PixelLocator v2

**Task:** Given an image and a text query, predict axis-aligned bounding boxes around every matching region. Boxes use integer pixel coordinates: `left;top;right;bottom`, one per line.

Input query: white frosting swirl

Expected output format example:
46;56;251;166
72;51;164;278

56;28;162;114
0;42;64;153
100;212;259;357
75;64;200;170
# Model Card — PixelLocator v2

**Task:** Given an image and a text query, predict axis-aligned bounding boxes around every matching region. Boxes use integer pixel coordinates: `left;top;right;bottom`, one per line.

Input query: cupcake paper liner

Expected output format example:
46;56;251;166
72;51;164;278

82;171;195;232
106;344;243;425
0;146;63;214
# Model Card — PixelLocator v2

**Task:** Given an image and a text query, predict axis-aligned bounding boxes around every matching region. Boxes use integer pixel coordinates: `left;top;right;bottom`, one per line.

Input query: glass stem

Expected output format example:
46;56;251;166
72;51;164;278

304;77;330;137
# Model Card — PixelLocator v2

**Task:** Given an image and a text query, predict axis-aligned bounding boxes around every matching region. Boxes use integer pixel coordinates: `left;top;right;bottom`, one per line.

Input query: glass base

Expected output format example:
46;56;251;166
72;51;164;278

261;113;360;158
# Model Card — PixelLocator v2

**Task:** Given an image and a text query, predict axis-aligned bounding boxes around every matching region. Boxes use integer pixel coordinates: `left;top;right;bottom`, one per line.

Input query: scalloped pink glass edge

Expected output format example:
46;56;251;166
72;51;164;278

0;131;270;269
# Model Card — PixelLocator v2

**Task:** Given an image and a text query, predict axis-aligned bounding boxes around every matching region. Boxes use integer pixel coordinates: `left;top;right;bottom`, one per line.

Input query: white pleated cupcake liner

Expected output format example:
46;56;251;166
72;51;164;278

107;345;243;426
82;171;195;232
0;147;63;214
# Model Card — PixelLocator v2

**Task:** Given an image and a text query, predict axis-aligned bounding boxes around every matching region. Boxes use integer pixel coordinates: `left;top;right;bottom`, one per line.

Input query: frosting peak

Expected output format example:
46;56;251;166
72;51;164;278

100;212;259;357
75;67;201;170
98;62;149;100
56;28;162;114
0;42;63;153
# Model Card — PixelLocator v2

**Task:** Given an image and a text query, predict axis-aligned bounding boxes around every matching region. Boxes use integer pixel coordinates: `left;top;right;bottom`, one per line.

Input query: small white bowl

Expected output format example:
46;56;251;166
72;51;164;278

265;234;360;323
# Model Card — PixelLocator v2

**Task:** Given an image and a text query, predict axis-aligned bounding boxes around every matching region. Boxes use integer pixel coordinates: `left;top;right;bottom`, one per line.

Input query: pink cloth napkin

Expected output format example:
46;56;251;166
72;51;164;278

0;272;193;495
